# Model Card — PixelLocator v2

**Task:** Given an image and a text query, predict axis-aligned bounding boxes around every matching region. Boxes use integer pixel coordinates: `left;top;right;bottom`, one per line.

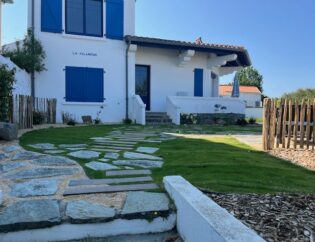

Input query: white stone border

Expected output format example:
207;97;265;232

164;176;265;242
0;214;176;242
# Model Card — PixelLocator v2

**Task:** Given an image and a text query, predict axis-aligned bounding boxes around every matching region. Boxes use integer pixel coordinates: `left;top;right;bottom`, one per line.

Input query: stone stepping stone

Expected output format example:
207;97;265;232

113;160;164;168
85;161;120;171
91;148;121;153
121;192;170;215
11;179;58;198
66;201;116;222
63;183;158;196
94;140;137;145
44;150;65;154
31;156;77;166
136;147;159;154
99;158;110;162
2;145;20;153
12;151;43;161
0;199;61;233
106;169;151;177
5;168;80;180
59;144;87;148
93;142;135;148
69;176;153;186
0;153;8;160
104;152;120;159
65;147;85;151
123;152;163;160
91;145;133;151
90;137;112;141
29;143;56;150
68;150;100;159
0;190;3;206
0;162;27;173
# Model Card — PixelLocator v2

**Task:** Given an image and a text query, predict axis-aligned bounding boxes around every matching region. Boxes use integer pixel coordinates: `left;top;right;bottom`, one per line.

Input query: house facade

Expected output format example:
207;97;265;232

26;0;251;125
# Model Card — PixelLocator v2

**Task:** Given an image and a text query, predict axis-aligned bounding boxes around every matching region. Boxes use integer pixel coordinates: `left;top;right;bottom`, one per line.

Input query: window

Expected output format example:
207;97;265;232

66;0;103;37
66;67;104;102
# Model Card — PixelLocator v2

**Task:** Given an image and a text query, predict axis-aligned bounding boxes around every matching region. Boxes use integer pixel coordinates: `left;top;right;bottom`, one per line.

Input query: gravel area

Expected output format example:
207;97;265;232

205;192;315;242
269;149;315;171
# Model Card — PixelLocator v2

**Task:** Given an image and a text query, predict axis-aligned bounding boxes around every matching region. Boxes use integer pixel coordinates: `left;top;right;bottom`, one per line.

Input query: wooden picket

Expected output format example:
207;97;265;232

263;98;315;150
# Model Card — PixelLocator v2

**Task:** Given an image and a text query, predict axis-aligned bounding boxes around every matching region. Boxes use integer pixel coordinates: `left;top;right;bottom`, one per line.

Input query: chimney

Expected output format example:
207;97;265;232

195;37;203;45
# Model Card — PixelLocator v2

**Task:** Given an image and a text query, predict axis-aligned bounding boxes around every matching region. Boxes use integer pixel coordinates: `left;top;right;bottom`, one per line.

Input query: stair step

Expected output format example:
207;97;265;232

69;176;153;186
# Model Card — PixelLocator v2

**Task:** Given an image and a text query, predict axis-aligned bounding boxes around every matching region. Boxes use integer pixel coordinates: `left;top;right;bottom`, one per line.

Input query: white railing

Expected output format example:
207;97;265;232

167;96;246;125
166;96;181;125
131;95;146;125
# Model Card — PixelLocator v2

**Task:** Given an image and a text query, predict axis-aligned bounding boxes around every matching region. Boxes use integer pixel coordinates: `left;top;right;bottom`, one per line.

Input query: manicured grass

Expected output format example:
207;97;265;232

20;125;315;194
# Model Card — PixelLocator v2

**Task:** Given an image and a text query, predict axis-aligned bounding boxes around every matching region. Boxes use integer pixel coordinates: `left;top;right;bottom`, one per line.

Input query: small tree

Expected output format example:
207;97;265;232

282;88;315;101
235;66;264;93
3;29;46;97
0;64;15;122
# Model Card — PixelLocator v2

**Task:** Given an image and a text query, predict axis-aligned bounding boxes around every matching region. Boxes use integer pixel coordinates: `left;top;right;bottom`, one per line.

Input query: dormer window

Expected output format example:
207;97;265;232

65;0;103;37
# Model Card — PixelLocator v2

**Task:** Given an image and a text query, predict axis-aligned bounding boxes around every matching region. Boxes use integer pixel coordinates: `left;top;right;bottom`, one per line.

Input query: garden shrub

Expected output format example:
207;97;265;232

33;111;45;125
0;65;15;122
236;118;248;126
248;117;257;124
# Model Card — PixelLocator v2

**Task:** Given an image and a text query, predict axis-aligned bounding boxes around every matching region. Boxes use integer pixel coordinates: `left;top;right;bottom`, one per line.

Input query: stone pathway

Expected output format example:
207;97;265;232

0;127;176;234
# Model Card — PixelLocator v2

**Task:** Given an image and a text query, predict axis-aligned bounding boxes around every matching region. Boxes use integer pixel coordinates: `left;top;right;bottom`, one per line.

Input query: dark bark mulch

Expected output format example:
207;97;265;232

205;192;315;242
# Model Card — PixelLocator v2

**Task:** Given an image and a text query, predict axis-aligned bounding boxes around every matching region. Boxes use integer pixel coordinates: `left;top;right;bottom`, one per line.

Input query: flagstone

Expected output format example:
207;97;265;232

12;151;43;161
94;140;137;145
44;150;65;154
113;160;164;168
69;176;153;186
123;152;163;160
136;147;159;154
91;148;121;153
0;153;8;160
85;161;120;171
92;145;133;151
31;156;77;166
0;200;61;232
59;144;87;148
104;152;120;159
106;169;151;176
121;192;169;215
66;201;116;221
63;183;158;196
29;143;56;150
0;162;27;173
11;179;58;198
65;147;85;151
5;168;80;180
99;158;110;162
68;150;100;159
0;190;3;206
2;145;20;153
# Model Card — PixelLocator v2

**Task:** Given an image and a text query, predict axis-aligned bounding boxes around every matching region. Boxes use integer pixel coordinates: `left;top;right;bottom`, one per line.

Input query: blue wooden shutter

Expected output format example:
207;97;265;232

85;68;104;102
41;0;63;33
194;69;204;97
65;67;85;102
106;0;124;40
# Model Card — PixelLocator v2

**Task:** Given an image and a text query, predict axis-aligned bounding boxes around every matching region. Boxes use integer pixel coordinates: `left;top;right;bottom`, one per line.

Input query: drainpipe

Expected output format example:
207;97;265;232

31;0;35;98
125;39;131;120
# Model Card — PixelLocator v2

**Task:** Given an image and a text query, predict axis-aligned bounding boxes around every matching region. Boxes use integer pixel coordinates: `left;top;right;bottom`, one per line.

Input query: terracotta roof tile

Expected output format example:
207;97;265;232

219;85;261;96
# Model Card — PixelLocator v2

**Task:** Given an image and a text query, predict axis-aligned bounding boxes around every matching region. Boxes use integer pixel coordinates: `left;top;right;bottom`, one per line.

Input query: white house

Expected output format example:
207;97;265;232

17;0;252;125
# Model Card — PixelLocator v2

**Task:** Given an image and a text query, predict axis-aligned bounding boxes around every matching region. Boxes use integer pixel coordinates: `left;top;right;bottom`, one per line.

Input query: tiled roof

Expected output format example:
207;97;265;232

220;85;261;95
126;36;245;51
125;36;251;67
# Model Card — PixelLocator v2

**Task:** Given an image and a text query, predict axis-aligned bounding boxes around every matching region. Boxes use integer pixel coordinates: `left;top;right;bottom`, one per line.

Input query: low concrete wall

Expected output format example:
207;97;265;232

164;176;265;242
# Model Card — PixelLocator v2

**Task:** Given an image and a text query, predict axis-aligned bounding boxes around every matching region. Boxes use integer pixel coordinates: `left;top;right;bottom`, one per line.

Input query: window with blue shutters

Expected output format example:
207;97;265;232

65;0;103;37
106;0;124;39
66;67;104;103
41;0;63;33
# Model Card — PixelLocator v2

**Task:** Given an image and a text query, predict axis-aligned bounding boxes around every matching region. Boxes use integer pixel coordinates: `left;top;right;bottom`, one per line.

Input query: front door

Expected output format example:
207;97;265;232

136;65;150;110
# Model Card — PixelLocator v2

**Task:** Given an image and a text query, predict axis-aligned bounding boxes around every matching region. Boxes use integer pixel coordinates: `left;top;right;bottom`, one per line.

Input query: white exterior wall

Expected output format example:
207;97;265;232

28;0;136;123
222;92;262;108
135;47;215;112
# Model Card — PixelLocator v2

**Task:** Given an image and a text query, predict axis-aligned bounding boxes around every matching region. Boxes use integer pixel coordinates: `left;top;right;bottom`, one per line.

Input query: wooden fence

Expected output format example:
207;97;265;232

8;95;57;129
263;98;315;150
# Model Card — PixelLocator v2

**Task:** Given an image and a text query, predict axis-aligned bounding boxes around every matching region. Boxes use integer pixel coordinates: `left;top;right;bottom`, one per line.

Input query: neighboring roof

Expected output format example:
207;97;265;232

220;85;261;96
125;35;251;67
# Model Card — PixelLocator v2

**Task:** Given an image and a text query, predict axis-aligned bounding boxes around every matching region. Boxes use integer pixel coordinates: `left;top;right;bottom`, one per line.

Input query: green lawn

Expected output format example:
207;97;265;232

20;125;315;194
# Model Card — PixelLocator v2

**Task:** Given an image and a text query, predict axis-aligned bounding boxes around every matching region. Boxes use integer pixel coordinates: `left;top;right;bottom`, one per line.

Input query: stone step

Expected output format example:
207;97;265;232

106;169;152;176
63;183;159;196
92;143;135;148
69;176;153;186
94;140;138;145
91;148;121;153
91;145;134;151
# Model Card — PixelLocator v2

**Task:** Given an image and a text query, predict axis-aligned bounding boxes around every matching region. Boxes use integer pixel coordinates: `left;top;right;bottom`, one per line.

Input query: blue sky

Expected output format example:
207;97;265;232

3;0;315;97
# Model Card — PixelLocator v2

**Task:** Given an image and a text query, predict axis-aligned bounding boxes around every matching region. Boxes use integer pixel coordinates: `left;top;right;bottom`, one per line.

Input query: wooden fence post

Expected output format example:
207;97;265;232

299;100;306;149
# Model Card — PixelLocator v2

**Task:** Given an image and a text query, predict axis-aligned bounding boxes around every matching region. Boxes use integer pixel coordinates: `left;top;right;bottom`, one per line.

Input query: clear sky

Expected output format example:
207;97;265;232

3;0;315;97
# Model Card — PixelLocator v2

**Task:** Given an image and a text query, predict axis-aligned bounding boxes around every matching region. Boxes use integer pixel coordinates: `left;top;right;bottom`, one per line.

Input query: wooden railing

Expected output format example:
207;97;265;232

263;98;315;150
